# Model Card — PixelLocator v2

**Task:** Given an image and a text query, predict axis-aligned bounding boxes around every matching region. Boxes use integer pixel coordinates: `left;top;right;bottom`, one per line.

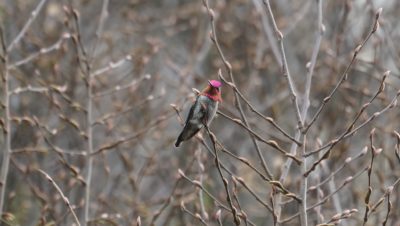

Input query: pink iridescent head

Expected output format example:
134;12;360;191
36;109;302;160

202;80;222;102
208;80;222;88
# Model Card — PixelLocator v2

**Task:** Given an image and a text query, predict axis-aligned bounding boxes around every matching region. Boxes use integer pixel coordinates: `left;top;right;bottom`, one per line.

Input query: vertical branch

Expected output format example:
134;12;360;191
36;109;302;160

301;0;324;120
299;1;324;225
71;9;92;223
299;135;308;226
84;63;94;226
72;0;109;224
0;27;10;218
0;0;48;216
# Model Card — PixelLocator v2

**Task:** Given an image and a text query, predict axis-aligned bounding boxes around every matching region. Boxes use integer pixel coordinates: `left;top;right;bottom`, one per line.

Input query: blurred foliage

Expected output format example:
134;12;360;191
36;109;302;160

0;0;400;225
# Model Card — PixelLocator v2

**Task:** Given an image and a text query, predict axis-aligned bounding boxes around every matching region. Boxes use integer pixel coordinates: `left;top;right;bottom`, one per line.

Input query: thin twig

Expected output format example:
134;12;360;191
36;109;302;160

93;74;149;98
9;33;71;69
317;209;359;225
301;0;325;125
362;129;381;226
93;94;158;126
92;114;171;155
7;0;48;52
11;147;86;156
393;131;400;164
250;0;281;65
91;55;132;78
366;178;400;219
180;201;209;226
88;0;109;64
10;85;49;95
231;177;249;226
37;169;81;226
382;187;393;226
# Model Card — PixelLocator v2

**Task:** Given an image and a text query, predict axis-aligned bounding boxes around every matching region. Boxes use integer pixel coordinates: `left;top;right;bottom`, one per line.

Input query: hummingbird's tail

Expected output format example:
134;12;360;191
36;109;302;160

175;133;183;147
175;124;201;147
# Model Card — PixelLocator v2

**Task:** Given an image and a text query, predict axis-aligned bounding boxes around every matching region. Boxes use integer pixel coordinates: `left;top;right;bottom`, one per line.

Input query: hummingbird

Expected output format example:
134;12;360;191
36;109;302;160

175;80;222;147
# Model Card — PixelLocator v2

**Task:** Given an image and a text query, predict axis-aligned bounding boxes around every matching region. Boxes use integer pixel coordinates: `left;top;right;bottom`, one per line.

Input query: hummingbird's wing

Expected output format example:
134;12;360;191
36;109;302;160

175;95;217;147
199;102;209;126
184;96;200;126
175;96;204;147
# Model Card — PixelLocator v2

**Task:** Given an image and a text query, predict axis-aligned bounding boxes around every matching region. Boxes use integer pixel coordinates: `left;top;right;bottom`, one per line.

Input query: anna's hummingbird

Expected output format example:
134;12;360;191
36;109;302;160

175;80;222;147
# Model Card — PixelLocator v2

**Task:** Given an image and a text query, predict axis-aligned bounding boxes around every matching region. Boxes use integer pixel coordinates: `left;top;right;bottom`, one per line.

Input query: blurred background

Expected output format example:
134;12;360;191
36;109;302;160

1;0;400;225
